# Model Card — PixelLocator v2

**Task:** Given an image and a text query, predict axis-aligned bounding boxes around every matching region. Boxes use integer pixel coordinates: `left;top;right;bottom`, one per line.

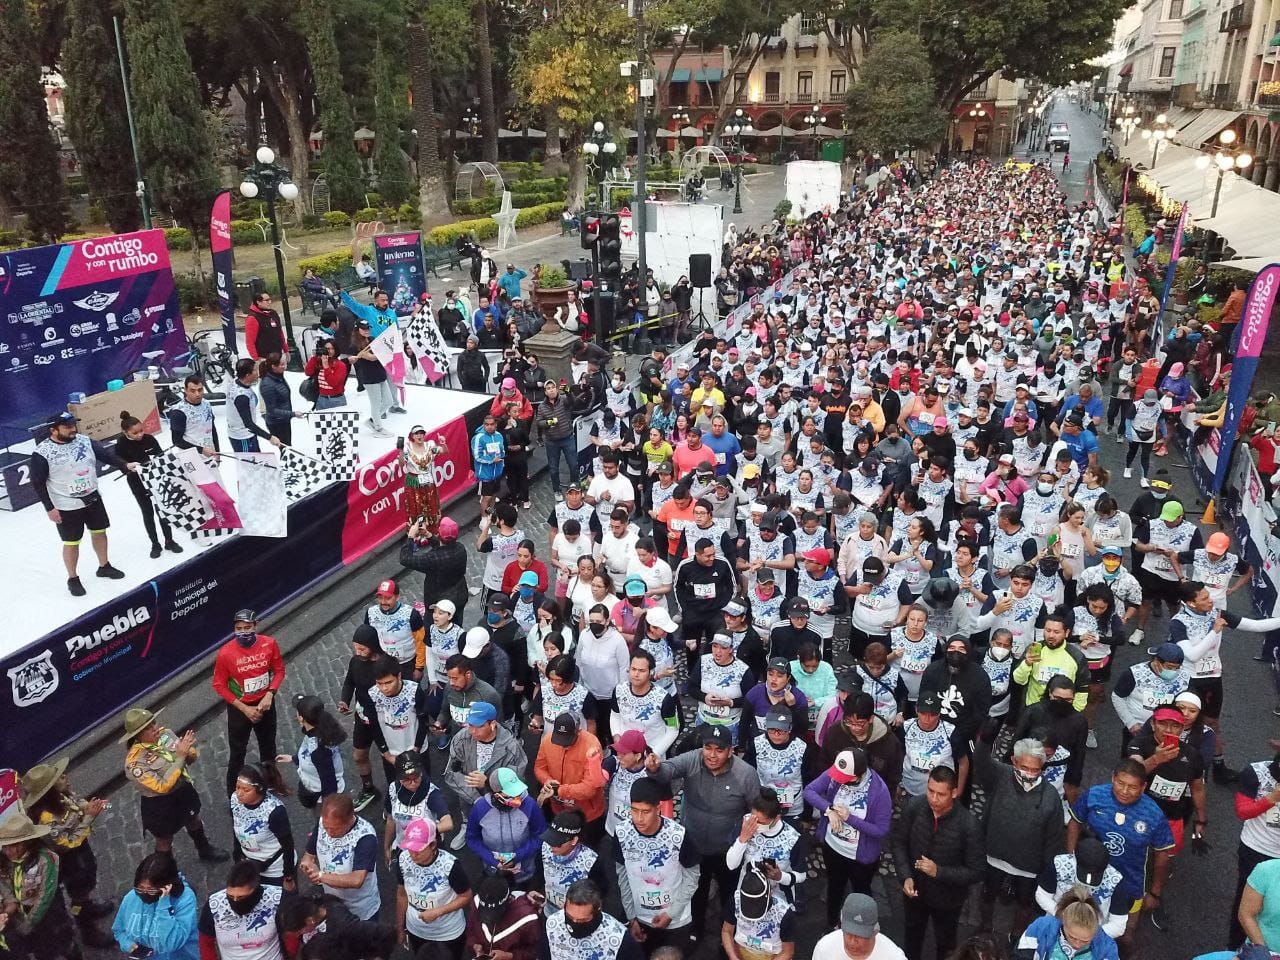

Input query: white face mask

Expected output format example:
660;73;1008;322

989;647;1012;662
1037;482;1054;496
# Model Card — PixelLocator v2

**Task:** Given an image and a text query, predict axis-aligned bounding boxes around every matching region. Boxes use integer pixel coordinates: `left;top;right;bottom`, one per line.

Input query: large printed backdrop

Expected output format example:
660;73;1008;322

0;230;186;443
0;405;484;769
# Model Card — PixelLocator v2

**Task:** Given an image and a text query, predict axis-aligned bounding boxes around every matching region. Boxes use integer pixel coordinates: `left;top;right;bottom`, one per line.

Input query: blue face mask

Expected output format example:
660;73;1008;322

1151;492;1167;501
486;612;502;626
234;631;256;648
518;586;534;599
1160;668;1180;682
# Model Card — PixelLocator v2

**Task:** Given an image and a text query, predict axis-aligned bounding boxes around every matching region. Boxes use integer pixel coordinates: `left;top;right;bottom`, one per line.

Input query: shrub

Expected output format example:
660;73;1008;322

322;210;352;227
65;175;87;195
773;199;793;221
86;201;108;226
538;262;569;288
454;198;501;216
230;219;270;245
298;250;354;278
301;213;324;229
354;207;380;223
514;201;565;228
1123;205;1148;247
426;218;497;247
365;191;384;207
173;273;215;311
164;227;193;251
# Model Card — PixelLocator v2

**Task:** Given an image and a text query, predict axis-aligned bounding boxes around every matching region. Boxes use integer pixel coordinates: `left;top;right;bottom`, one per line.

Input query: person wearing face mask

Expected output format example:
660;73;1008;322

917;636;992;745
981;629;1016;726
546;879;643;960
1123;388;1163;486
1063;584;1126;750
465;768;547;885
973;736;1065;940
112;852;199;960
212;610;287;798
464;874;541;960
1133;498;1203;644
1111;643;1191;750
197;862;284;960
1076;544;1142;630
1013;674;1089;801
1013;613;1088;712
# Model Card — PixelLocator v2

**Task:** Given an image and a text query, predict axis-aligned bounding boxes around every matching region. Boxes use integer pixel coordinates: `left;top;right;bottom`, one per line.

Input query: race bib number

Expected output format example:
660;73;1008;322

1060;543;1082;559
409;892;440;912
1148;775;1186;801
242;673;269;694
1196;654;1221;676
1036;663;1057;684
640;888;672;909
68;475;93;495
1030;521;1049;536
485;442;501;455
1264;805;1280;828
858;594;883;611
693;583;714;599
1150;555;1173;573
450;702;469;723
703;703;731;718
775;781;801;807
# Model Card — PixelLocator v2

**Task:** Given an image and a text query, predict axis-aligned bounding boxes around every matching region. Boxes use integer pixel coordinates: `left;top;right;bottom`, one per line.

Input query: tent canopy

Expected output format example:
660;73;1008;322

1173;108;1242;148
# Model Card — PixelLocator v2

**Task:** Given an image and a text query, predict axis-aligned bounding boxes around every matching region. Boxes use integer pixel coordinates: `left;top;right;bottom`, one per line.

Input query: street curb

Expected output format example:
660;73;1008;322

63;447;548;798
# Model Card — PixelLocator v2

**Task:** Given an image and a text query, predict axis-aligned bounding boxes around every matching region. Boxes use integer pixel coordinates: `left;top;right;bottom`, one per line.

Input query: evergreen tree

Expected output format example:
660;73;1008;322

843;30;948;153
372;38;412;207
0;0;69;242
62;0;142;233
123;0;217;234
302;0;364;212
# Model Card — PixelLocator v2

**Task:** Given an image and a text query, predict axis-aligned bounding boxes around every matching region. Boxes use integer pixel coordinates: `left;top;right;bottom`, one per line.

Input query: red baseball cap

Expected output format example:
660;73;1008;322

376;579;397;596
802;547;832;566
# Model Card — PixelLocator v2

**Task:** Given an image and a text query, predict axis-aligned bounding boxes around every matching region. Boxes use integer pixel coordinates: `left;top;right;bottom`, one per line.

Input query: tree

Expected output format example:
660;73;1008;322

515;0;632;209
0;0;69;241
372;38;413;206
301;0;364;211
406;15;448;223
472;0;499;164
124;0;218;231
62;0;143;232
843;29;946;153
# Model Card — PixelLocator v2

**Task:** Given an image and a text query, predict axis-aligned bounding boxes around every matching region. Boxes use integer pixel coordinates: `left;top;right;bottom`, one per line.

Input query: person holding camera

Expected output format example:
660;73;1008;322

304;339;350;410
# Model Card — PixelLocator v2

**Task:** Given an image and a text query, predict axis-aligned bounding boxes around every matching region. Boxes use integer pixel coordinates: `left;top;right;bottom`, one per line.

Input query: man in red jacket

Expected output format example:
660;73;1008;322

212;608;287;796
245;292;289;361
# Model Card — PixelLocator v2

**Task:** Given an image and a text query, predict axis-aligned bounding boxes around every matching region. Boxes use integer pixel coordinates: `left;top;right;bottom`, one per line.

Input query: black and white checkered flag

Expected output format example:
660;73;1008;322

310;411;360;480
279;447;330;502
404;304;451;384
139;451;212;532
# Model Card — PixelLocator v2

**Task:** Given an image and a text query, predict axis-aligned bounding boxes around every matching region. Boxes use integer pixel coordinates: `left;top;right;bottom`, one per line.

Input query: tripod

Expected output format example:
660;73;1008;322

684;286;713;342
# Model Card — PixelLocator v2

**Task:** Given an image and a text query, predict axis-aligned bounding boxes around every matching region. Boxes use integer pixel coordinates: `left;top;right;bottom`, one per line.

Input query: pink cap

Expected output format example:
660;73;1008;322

438;517;459;541
933;415;950;428
1169;363;1185;378
501;377;517;390
401;818;437;852
376;579;397;596
615;729;648;753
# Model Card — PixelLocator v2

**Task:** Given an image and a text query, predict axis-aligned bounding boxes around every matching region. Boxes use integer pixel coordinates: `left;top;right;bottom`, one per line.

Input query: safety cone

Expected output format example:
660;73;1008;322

1202;498;1216;525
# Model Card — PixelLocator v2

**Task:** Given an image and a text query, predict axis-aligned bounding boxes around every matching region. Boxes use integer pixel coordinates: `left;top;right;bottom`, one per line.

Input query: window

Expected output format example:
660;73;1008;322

1167;0;1183;18
733;72;748;102
764;71;780;102
1159;46;1176;76
799;14;819;35
797;71;813;94
830;70;847;95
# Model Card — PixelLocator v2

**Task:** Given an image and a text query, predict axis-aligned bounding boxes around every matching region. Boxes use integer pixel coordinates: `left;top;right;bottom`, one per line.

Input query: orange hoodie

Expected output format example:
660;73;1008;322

533;730;607;822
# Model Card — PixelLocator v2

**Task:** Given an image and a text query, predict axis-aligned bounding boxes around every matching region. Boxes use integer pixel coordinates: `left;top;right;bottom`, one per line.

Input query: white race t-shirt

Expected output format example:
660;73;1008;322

812;930;907;960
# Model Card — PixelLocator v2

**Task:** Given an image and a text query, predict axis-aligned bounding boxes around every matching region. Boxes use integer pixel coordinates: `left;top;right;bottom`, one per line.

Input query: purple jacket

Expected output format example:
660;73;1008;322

802;768;893;864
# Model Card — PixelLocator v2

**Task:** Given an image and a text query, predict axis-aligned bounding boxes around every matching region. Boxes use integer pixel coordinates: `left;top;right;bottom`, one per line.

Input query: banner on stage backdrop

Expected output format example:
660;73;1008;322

403;305;449;383
1213;263;1280;495
340;413;475;563
374;233;427;315
0;229;186;444
1;397;492;768
236;450;287;538
210;192;237;355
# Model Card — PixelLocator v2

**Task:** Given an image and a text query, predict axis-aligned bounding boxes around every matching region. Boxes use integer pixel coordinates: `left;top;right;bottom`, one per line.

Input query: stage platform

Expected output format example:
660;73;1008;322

0;377;491;768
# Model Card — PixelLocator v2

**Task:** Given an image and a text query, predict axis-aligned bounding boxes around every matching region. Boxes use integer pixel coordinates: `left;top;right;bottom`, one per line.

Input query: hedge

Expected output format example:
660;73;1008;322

164;227;193;250
298;250;359;277
323;211;352;226
354;207;381;223
231;219;271;244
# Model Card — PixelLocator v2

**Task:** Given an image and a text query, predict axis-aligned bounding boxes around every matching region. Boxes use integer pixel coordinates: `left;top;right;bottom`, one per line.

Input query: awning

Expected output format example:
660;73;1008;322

670;68;691;83
1165;106;1194;129
751;125;783;136
1214;256;1280;271
1118;62;1134;78
680;125;703;137
694;68;723;82
1172;108;1242;148
655;127;679;137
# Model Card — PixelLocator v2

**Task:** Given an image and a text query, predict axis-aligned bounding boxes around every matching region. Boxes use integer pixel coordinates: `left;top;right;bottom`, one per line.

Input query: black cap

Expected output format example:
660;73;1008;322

541;810;585;846
1076;837;1109;887
487;593;512;612
551;712;578;747
767;656;791;675
917;690;943;714
395;749;425;779
837;673;865;695
699;724;733;748
785;597;810;617
862;556;885;576
233;608;258;624
759;512;779;532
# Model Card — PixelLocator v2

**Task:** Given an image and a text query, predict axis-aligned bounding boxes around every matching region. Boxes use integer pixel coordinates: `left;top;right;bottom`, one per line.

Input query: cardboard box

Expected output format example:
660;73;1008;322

68;378;161;440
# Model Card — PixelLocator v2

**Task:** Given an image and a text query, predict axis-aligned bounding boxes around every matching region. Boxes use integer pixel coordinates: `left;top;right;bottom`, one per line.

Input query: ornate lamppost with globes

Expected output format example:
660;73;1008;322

240;145;303;370
1140;113;1177;168
581;119;618;209
1115;102;1141;145
725;108;752;214
1196;128;1252;263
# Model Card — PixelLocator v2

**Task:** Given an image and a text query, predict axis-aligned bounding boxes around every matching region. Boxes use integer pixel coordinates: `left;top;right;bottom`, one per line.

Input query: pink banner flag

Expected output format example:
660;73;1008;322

370;322;406;402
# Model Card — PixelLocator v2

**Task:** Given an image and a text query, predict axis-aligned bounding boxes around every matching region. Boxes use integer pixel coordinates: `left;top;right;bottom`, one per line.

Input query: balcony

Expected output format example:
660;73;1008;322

763;91;782;103
824;89;845;102
1208;82;1235;106
1223;3;1251;31
795;90;815;103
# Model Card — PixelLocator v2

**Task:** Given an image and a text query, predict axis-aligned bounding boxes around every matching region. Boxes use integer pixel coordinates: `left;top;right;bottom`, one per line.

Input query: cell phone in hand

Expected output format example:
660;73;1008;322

129;947;155;960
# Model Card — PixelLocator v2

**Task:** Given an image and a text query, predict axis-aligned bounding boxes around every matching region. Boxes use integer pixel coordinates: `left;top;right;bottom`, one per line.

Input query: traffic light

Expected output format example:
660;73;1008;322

598;213;622;286
580;214;601;250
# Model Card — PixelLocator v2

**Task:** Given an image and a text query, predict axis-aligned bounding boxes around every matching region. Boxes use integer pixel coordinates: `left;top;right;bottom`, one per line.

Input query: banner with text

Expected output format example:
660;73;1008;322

340;411;477;563
374;233;427;316
0;229;187;444
210;192;237;354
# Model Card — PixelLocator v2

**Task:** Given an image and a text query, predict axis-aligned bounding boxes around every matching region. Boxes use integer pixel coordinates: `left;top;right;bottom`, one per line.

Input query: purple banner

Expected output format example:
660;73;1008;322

374;232;427;316
1212;263;1280;495
0;229;186;445
210;192;237;354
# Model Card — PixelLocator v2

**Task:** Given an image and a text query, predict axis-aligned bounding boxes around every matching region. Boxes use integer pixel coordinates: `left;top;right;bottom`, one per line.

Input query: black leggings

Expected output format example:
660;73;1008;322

130;484;172;547
1107;396;1130;429
226;702;279;796
824;848;878;927
266;418;293;446
1125;441;1153;476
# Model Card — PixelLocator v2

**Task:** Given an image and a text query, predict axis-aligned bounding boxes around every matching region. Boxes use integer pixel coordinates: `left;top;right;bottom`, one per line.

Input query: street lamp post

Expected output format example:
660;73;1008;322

240;145;303;371
1115;101;1141;145
581;119;618;209
726;108;752;215
1196;128;1253;263
803;105;826;157
1140;113;1176;168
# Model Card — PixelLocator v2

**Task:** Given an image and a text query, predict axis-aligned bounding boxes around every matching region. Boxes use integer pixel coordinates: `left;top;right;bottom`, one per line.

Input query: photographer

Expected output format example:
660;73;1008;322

437;291;470;346
304;340;350;410
458;336;491;393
